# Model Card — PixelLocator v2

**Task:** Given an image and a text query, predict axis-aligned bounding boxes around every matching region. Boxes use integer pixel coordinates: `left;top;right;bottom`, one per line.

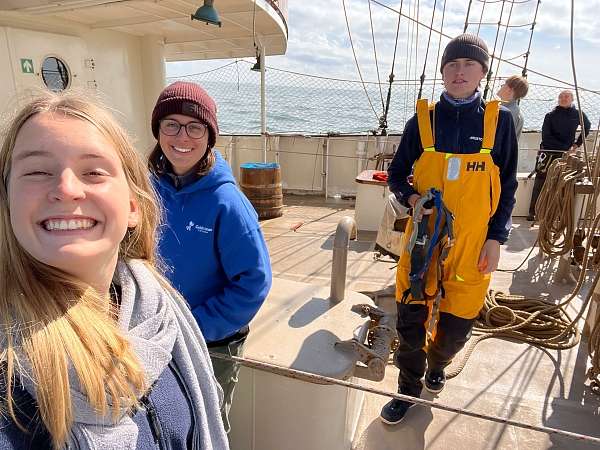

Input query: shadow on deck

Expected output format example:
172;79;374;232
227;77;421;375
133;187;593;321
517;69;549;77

261;194;600;450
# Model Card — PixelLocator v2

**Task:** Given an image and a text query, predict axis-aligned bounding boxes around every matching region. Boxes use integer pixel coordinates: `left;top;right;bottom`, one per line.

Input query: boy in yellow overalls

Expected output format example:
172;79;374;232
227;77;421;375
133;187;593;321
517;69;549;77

381;34;518;424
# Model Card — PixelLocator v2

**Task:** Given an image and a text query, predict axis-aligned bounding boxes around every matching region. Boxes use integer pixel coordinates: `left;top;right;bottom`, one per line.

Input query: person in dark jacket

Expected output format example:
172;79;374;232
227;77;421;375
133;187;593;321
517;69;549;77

380;34;518;425
528;90;591;220
0;92;228;450
149;81;272;434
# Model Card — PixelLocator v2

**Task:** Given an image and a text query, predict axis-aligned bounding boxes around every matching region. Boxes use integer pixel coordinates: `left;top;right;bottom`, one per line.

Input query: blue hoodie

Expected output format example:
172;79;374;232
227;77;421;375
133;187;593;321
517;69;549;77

153;151;272;343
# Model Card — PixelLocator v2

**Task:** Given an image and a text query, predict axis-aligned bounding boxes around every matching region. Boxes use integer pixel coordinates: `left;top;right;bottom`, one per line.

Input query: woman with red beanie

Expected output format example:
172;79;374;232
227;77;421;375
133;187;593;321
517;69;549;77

149;81;272;433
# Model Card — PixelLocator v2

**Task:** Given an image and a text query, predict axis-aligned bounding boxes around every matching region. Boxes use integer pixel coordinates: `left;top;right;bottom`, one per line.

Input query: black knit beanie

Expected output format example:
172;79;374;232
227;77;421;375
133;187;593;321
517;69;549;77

151;81;219;149
440;34;489;74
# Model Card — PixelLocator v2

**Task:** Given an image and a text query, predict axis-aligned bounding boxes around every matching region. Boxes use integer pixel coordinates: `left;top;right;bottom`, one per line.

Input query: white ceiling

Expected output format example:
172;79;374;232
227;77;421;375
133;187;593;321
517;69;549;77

0;0;288;61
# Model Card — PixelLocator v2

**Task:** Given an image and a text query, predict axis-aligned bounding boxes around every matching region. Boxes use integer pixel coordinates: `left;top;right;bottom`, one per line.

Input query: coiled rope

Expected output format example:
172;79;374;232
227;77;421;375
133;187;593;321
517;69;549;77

447;155;596;379
536;156;583;257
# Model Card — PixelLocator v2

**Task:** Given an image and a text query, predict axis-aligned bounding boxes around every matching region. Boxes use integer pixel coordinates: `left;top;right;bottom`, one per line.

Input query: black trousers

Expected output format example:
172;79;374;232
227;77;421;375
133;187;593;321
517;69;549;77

393;303;474;396
528;172;547;217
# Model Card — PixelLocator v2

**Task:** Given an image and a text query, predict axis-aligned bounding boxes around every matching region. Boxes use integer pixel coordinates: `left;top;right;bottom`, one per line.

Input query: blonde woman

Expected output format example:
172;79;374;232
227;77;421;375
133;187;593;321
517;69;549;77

0;92;228;450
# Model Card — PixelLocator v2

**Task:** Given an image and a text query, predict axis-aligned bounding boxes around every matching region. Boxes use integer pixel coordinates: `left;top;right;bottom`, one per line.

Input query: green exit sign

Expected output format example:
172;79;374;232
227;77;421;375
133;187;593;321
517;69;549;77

20;58;34;74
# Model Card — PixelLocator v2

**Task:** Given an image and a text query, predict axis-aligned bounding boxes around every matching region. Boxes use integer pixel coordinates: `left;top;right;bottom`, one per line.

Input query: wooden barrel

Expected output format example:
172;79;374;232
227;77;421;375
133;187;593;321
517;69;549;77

240;162;283;220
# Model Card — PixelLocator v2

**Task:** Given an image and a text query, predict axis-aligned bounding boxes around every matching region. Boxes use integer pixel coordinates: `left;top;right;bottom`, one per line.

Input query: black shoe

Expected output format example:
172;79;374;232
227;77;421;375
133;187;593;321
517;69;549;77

380;398;415;425
526;214;535;222
424;369;446;394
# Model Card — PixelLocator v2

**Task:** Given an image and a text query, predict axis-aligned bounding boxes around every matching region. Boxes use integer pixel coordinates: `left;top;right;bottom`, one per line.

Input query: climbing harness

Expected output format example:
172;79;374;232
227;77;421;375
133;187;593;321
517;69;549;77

404;188;454;302
401;188;455;342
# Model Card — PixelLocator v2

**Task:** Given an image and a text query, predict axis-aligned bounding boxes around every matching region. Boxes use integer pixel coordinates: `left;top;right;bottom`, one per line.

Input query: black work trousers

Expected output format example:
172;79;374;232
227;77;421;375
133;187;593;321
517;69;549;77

393;303;474;397
528;172;547;218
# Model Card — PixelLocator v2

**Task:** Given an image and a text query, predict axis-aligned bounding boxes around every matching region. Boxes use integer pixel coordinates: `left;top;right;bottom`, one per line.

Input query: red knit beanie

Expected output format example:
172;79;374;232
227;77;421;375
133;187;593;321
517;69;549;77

151;81;219;148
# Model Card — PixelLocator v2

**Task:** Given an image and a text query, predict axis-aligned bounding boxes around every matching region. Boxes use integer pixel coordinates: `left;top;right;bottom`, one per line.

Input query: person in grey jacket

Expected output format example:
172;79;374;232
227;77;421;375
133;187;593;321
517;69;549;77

497;75;529;140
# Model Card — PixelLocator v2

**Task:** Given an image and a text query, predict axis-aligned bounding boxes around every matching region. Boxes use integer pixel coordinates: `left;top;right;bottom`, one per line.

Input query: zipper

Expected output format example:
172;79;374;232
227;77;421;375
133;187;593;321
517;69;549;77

169;361;197;449
139;393;166;450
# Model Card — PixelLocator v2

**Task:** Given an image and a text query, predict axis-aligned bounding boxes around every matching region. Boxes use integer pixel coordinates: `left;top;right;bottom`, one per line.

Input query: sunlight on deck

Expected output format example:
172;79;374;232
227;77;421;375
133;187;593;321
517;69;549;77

261;194;600;450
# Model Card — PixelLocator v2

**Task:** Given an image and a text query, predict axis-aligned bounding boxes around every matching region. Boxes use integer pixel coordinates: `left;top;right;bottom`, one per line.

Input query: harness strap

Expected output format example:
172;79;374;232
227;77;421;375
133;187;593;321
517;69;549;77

416;99;435;152
481;99;500;153
404;189;455;303
416;98;500;154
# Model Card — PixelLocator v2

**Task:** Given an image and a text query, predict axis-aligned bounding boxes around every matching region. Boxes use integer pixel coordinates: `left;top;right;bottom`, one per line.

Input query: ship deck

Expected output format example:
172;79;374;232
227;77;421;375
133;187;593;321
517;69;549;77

260;194;600;450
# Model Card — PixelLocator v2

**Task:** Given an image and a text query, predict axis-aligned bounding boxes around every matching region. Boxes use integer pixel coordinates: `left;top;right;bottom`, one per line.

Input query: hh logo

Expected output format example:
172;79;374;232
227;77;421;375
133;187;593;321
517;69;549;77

466;161;486;172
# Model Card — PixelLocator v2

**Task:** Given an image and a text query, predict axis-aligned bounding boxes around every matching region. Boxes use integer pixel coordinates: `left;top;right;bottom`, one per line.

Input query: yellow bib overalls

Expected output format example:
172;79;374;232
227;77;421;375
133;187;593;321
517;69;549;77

393;99;502;396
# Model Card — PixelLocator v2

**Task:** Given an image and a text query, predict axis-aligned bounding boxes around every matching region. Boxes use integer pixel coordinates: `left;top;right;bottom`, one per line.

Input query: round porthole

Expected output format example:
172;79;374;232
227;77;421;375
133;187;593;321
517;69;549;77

41;56;70;92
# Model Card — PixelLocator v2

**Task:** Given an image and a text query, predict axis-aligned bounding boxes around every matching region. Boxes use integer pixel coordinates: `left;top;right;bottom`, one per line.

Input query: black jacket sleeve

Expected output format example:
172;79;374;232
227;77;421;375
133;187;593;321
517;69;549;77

575;111;592;147
387;115;422;207
488;110;518;244
541;112;560;150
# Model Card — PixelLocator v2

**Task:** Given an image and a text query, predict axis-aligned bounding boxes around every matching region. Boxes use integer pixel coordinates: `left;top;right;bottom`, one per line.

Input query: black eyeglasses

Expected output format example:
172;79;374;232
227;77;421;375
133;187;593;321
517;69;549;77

159;119;207;139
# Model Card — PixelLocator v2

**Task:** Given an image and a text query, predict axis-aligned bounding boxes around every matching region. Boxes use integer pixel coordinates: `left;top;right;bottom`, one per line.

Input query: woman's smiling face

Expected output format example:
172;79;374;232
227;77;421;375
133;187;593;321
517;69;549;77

158;113;209;176
8;112;139;290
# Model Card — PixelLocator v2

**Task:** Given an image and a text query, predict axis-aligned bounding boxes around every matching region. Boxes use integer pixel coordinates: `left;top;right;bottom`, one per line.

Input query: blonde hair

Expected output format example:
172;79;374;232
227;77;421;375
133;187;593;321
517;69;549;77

0;91;161;449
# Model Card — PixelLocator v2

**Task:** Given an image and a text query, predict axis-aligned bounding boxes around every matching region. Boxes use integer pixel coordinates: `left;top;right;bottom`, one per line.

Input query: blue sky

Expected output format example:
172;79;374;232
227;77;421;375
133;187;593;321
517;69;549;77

167;0;600;91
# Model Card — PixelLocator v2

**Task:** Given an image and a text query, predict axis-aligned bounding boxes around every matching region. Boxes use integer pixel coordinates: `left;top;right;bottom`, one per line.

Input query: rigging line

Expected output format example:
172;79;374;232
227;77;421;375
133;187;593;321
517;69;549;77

252;0;257;49
233;61;587;88
413;0;421;106
476;0;486;36
464;0;473;32
522;0;541;77
504;51;527;61
431;0;447;100
403;0;413;123
167;61;240;78
381;0;404;133
370;0;599;92
467;20;535;28
483;0;508;100
490;0;516;97
368;0;385;111
477;0;531;3
210;352;600;446
341;0;380;123
569;0;592;179
417;0;438;100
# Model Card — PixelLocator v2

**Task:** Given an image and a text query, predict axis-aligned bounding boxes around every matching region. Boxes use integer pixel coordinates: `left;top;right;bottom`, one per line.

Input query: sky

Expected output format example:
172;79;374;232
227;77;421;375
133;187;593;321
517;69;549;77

167;0;600;91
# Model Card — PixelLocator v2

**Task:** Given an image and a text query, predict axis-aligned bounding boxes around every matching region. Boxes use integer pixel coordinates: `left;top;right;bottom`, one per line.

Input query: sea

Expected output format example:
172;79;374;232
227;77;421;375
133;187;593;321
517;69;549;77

169;64;600;173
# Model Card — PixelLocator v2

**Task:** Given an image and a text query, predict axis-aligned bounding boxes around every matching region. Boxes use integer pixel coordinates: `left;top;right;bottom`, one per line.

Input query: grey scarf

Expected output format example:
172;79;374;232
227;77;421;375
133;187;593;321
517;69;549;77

24;259;229;450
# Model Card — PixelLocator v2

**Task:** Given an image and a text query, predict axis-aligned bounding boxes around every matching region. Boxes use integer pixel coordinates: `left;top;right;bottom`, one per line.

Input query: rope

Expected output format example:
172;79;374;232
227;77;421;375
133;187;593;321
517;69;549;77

209;351;600;444
523;0;540;77
369;0;595;91
463;0;473;32
489;0;515;97
476;0;486;36
430;0;446;100
341;0;380;123
588;300;600;394
417;0;438;100
482;0;507;100
380;0;404;133
536;158;582;257
413;0;420;106
367;0;385;111
447;211;600;382
569;0;592;179
403;0;413;122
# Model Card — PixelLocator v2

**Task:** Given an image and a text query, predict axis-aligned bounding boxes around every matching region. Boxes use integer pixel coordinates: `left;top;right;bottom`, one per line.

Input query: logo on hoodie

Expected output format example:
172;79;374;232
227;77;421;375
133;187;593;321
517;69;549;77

185;221;213;234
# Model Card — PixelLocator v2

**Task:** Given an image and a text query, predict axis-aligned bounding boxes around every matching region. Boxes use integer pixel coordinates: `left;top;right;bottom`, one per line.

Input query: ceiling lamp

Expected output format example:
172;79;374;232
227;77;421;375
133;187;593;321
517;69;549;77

191;0;222;27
